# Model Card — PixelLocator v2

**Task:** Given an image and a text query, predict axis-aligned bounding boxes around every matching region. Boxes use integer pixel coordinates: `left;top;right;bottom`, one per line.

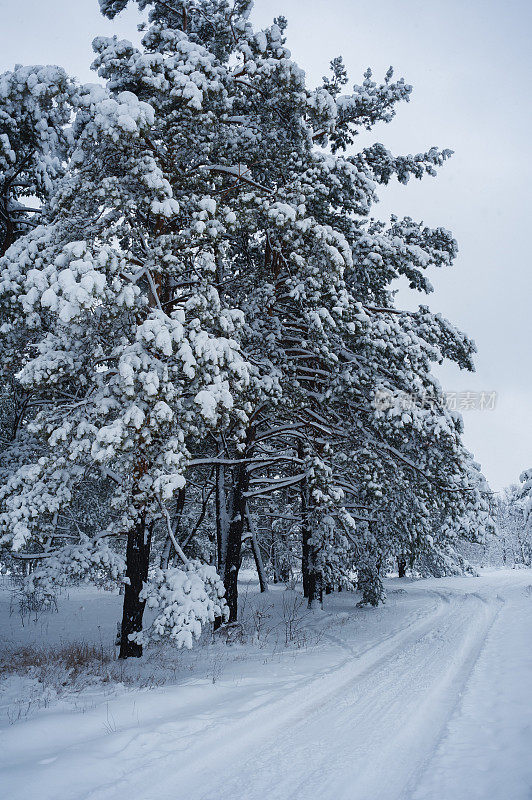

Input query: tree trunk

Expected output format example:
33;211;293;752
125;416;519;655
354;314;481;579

215;464;229;574
307;557;323;608
299;442;311;598
305;486;323;609
398;556;406;578
119;516;152;659
213;463;230;630
301;493;322;608
0;206;15;258
246;507;268;592
223;429;254;622
272;531;278;584
224;464;249;622
301;519;311;598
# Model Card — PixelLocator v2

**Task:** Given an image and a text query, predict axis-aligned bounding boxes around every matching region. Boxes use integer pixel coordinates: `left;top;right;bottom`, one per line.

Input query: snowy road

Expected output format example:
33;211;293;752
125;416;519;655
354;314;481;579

2;570;532;800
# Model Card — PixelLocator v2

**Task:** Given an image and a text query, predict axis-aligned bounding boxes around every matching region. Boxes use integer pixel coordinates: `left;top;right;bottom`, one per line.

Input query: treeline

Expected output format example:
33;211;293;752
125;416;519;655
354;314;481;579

0;0;491;657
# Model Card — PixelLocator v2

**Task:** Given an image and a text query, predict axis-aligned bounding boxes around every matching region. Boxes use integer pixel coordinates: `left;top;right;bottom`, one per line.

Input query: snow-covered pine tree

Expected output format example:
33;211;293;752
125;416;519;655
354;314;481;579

0;65;77;438
0;65;79;581
0;65;76;258
514;472;532;566
0;0;493;651
0;54;248;654
95;0;491;609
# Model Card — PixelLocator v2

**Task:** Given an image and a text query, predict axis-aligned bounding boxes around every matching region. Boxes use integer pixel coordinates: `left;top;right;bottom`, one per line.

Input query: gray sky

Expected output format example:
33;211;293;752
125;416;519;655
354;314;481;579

2;0;531;489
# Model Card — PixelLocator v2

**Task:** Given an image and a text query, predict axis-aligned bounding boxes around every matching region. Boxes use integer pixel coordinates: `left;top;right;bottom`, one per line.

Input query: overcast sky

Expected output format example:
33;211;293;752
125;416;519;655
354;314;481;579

2;0;531;489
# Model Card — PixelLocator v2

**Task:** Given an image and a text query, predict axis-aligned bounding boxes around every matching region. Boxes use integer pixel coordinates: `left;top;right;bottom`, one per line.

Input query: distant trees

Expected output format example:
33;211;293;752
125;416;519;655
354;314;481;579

500;482;531;567
472;482;530;568
0;0;492;656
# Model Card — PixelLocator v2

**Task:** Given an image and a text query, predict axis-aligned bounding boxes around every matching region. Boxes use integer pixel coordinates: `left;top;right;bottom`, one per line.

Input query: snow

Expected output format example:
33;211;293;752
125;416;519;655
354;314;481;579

138;562;227;649
1;569;531;800
79;86;155;141
412;576;532;800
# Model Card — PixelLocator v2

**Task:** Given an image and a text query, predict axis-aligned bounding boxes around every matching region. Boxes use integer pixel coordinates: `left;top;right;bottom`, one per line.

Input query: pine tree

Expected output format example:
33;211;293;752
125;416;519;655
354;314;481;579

0;56;245;655
0;0;493;652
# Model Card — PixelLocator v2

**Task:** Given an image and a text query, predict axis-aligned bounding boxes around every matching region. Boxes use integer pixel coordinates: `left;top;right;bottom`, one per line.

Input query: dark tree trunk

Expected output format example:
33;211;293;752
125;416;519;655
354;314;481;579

246;508;268;592
214;463;228;631
119;515;152;659
301;480;323;608
224;463;250;622
299;442;311;598
301;520;311;598
307;558;323;608
272;531;278;584
215;463;226;573
300;481;322;608
398;556;406;578
223;428;254;622
0;208;15;258
278;554;291;583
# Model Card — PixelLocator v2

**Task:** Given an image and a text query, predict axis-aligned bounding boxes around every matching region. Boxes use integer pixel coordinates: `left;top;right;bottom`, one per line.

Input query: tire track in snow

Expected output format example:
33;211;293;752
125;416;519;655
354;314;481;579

82;588;497;800
184;591;502;800
2;580;512;800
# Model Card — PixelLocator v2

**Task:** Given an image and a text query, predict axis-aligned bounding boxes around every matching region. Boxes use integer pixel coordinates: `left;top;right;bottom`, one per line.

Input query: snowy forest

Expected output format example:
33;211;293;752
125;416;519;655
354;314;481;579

1;2;531;799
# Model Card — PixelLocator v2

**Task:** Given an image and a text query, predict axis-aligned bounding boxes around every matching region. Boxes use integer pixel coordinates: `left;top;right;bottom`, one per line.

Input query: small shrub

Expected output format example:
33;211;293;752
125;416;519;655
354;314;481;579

281;593;308;646
9;585;58;626
0;641;114;681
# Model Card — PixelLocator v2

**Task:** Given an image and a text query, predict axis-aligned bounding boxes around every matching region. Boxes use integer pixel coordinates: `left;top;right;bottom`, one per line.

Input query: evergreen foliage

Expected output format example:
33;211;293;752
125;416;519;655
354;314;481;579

0;0;493;655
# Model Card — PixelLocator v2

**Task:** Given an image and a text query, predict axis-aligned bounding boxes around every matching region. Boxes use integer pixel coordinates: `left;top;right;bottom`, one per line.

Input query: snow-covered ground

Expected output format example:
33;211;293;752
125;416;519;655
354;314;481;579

1;569;531;800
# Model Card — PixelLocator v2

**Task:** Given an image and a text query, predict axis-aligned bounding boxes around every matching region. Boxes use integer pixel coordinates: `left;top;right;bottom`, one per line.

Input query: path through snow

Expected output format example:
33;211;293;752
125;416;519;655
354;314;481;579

1;570;531;800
